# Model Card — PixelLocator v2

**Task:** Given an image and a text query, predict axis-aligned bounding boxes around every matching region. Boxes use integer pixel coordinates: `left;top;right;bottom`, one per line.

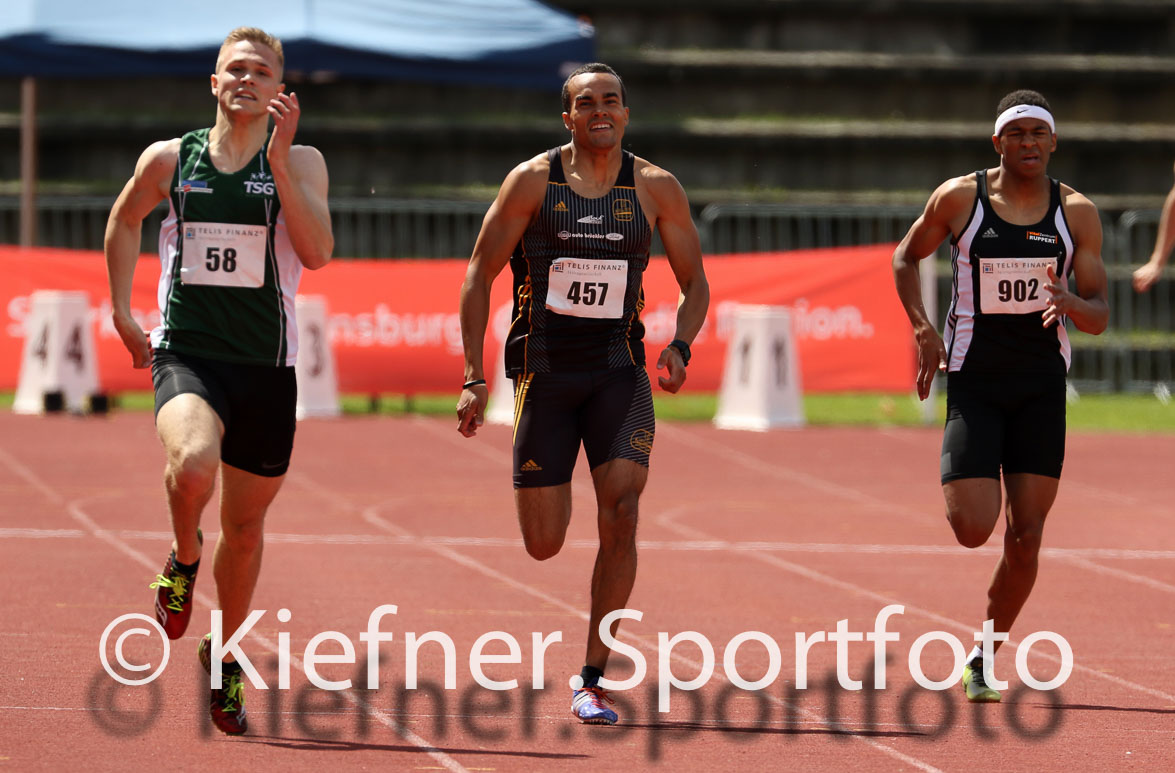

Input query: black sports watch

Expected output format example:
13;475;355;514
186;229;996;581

668;339;691;366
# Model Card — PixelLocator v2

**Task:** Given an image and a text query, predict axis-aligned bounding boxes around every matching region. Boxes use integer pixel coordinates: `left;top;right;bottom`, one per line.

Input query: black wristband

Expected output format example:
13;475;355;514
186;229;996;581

463;379;487;390
668;339;691;366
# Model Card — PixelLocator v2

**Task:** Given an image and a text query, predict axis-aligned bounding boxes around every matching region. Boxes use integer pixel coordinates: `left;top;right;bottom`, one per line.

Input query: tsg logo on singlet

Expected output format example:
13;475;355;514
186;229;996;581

243;171;275;197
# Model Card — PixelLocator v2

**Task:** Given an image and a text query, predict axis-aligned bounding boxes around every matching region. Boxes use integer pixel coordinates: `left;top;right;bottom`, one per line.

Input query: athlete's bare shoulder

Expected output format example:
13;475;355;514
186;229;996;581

490;150;552;219
1058;182;1097;215
289;143;326;167
632;155;680;189
933;172;979;206
921;172;977;228
1058;182;1101;234
132;138;181;196
514;150;553;181
632;155;689;221
140;138;181;173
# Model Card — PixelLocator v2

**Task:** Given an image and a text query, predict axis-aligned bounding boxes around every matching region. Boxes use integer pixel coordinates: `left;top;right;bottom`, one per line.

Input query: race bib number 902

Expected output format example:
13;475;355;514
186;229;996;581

180;222;268;288
546;258;627;319
979;258;1054;314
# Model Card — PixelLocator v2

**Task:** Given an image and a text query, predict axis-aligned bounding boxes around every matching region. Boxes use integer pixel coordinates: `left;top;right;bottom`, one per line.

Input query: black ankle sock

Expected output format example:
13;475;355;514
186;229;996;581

222;659;242;675
580;665;604;688
172;554;200;575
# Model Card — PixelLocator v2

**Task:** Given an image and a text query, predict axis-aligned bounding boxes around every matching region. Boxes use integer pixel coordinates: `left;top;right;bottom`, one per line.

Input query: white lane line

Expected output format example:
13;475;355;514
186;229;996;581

5;527;1175;561
288;446;945;772
1058;555;1175;596
653;491;1175;705
656;423;928;522
0;444;468;773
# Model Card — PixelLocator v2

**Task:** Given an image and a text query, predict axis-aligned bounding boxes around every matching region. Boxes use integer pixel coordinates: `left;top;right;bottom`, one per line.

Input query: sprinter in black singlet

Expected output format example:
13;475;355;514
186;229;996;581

893;90;1108;703
457;63;709;725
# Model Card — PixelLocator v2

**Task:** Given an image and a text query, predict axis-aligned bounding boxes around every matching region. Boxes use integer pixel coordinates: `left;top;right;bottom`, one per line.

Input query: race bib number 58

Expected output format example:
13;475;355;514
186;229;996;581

546;258;627;319
180;222;268;288
979;258;1054;314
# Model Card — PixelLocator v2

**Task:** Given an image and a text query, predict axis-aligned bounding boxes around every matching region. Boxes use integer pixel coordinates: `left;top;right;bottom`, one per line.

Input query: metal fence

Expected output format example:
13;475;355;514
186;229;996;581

2;196;1170;391
0;196;491;259
699;203;927;254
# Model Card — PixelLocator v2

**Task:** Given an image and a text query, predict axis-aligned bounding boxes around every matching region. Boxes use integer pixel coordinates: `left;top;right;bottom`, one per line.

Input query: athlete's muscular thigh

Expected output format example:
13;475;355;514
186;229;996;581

943;477;1002;548
591;458;648;511
516;484;572;561
156;393;223;468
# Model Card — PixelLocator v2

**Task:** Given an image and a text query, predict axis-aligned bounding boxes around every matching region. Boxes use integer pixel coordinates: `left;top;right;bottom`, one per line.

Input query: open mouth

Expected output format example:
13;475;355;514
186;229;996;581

589;122;611;132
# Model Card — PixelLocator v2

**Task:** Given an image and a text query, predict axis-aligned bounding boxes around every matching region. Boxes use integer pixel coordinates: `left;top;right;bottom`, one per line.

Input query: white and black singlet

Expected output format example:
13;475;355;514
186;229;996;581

939;170;1075;483
945;169;1074;375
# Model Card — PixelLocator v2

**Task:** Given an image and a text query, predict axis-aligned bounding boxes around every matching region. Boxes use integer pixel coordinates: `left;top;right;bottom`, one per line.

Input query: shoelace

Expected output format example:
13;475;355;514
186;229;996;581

222;674;245;713
970;661;991;688
149;572;191;612
580;686;615;708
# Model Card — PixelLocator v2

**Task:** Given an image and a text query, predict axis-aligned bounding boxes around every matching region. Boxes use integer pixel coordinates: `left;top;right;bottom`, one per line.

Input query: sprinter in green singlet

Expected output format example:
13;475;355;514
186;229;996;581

105;27;332;735
457;63;709;725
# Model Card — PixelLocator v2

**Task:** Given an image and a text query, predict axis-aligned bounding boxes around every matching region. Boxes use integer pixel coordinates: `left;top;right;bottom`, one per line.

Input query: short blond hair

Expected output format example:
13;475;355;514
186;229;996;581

217;27;284;75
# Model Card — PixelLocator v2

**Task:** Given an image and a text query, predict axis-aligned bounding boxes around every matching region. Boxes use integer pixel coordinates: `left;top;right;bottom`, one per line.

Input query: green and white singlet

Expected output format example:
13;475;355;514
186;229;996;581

153;128;302;366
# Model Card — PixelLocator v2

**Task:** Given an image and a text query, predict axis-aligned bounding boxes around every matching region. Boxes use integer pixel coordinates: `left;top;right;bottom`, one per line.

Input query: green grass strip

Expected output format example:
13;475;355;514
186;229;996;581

7;390;1166;433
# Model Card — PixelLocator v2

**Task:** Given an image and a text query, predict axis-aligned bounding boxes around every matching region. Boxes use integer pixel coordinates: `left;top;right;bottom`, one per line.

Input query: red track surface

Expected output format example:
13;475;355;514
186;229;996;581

1;412;1173;771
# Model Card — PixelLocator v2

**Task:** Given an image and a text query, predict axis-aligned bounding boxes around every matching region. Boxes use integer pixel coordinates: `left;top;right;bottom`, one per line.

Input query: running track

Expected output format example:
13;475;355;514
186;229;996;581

1;411;1173;771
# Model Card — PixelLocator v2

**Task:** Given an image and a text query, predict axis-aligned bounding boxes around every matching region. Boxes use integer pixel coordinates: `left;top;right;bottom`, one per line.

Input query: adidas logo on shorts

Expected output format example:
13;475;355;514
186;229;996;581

520;459;543;472
981;227;999;239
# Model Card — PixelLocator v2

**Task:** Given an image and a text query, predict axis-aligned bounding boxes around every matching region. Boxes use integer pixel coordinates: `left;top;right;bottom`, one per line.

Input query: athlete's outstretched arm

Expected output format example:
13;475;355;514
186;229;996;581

1045;192;1108;334
1134;160;1175;292
456;160;547;436
268;92;333;270
892;180;968;399
104;139;178;368
644;165;709;394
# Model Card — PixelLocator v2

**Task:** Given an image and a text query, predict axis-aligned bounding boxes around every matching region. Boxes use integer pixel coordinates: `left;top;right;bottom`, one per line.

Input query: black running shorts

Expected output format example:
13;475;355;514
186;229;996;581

940;371;1066;484
512;366;655;488
151;348;298;477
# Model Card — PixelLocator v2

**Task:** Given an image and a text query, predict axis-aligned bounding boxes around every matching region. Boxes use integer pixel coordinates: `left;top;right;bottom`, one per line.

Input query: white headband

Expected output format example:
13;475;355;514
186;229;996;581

994;105;1055;136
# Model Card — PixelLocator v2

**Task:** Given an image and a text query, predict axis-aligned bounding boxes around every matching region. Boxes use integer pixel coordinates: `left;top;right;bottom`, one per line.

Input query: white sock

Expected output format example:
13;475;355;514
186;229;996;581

967;645;985;663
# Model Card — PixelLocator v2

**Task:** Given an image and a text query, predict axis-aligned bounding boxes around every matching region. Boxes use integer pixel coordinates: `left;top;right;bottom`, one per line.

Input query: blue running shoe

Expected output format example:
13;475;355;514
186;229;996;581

572;685;618;725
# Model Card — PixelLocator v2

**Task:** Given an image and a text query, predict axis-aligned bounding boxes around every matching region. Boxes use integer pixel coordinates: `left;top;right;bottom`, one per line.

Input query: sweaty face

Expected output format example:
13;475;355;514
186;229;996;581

994;117;1056;174
562;73;629;149
211;40;284;117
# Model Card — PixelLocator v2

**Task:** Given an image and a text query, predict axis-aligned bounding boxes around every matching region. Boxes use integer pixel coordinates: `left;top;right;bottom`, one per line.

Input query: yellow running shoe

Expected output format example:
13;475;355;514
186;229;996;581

962;658;1001;703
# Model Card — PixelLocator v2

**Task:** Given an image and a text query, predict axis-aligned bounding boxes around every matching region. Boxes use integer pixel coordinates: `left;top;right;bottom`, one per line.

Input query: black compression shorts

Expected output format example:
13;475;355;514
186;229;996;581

940;371;1066;484
511;366;655;488
152;348;297;477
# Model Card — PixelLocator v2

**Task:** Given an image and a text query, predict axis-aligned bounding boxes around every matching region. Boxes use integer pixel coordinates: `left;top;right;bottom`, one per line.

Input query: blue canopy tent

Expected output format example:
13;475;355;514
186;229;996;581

1;0;595;243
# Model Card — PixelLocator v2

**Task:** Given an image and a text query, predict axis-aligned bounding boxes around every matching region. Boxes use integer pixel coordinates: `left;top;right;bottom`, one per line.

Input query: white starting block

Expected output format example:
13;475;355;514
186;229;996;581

485;334;515;425
714;305;805;430
14;291;101;414
294;295;340;419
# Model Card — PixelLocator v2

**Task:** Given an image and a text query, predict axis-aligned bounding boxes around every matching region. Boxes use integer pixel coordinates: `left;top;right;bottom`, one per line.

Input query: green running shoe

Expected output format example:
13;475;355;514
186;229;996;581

962;657;1001;703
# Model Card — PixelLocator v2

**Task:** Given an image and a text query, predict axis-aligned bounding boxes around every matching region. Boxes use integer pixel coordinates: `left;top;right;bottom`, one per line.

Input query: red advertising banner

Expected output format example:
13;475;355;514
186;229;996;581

0;245;914;394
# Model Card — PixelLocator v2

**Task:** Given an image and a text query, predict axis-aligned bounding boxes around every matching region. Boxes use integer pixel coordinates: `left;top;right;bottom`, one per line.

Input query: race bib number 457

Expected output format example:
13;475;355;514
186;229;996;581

979;258;1054;314
546;258;627;319
180;222;268;288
